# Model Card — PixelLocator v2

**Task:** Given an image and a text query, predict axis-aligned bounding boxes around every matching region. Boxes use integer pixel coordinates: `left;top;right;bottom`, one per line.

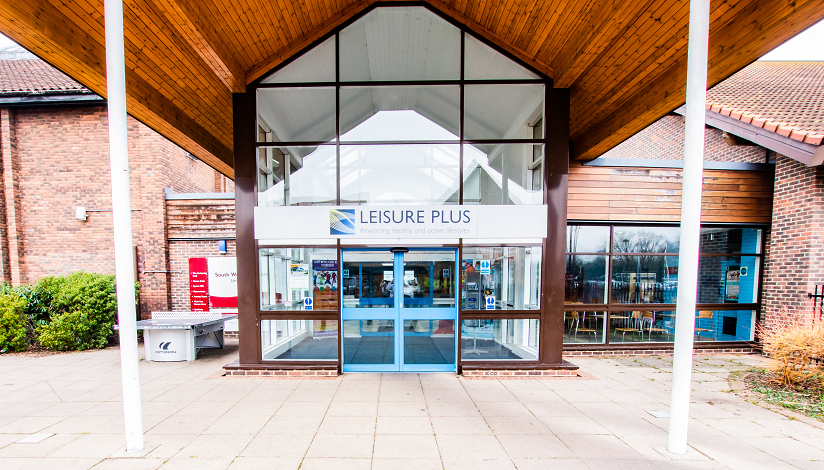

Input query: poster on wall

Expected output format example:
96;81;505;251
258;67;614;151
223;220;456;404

290;264;310;289
725;266;740;303
207;257;238;309
313;260;338;310
189;258;209;312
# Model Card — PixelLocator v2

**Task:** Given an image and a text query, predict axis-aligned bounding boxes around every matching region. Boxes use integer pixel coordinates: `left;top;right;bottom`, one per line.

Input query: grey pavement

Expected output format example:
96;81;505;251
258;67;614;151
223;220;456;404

2;342;824;469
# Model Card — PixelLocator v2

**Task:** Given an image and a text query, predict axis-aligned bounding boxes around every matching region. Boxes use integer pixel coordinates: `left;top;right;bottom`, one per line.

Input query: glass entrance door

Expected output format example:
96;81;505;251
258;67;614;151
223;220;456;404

341;248;457;372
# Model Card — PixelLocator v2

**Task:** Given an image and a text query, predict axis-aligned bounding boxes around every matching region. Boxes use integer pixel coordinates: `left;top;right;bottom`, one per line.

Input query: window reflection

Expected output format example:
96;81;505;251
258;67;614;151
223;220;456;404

565;255;607;304
612;226;680;253
611;255;679;304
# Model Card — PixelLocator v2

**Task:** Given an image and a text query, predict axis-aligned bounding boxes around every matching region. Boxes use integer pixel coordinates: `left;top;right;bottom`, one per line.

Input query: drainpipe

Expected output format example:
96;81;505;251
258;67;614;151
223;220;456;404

668;0;709;455
105;0;144;452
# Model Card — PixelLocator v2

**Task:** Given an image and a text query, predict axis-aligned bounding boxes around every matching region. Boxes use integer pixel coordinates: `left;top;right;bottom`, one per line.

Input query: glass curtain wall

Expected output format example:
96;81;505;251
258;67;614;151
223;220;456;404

255;6;547;208
253;6;550;363
564;225;763;346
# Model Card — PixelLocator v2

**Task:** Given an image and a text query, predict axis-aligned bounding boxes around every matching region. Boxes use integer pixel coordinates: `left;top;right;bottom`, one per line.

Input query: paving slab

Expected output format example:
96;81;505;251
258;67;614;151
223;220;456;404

2;346;824;469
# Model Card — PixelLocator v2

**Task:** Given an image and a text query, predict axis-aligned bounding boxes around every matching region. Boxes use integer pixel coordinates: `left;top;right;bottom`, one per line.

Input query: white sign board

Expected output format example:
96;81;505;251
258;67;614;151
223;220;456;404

485;296;496;310
479;260;491;275
206;257;237;309
255;205;547;240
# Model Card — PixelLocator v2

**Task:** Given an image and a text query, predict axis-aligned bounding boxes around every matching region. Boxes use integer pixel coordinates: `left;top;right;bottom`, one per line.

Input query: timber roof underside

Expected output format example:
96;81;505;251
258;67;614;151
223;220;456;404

2;0;822;178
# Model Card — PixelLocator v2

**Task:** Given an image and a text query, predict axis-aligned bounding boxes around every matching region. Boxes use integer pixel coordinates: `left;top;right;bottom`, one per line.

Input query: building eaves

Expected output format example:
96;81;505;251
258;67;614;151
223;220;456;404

704;61;824;147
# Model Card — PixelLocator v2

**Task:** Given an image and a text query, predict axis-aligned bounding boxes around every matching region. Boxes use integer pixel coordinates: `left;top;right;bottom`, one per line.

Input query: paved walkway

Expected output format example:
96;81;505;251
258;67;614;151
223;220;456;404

2;343;824;469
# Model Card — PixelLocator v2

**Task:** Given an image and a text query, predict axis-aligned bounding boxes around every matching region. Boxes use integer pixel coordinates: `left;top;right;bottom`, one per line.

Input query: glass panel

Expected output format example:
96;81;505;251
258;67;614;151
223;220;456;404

403;320;455;364
464;34;539;80
700;228;762;254
461;247;542;310
563;311;605;344
464;84;543;140
339;7;460;81
463;144;544;205
257;146;337;206
611;255;679;304
344;319;395;364
609;310;675;343
403;251;456;308
566;225;610;253
698;256;760;304
613;226;680;253
259;248;338;311
460;319;539;360
257;88;336;143
565;255;607;304
341;251;395;308
340;144;460;205
339;86;460;140
261;320;339;360
262;36;336;83
695;310;755;342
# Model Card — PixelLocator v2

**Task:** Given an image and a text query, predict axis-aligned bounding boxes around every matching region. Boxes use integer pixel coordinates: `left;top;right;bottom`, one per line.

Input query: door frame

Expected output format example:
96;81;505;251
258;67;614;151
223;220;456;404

341;247;458;372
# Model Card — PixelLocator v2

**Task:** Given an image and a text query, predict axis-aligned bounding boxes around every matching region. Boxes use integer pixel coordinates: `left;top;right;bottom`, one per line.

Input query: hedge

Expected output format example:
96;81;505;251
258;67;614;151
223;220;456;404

0;272;138;352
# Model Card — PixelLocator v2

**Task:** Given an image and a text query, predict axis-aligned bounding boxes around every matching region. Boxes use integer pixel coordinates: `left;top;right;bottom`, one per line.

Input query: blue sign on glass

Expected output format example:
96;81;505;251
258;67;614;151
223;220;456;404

485;296;495;310
304;297;313;310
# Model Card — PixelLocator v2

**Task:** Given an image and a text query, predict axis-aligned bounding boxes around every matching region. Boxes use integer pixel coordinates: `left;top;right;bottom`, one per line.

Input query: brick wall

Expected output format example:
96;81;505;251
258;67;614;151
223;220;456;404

0;105;232;318
169;240;237;311
601;115;766;163
761;154;824;322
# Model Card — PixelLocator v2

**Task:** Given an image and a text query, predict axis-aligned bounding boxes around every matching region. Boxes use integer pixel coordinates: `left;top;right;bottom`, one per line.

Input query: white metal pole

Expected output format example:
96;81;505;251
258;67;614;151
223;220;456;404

104;0;144;453
668;0;710;455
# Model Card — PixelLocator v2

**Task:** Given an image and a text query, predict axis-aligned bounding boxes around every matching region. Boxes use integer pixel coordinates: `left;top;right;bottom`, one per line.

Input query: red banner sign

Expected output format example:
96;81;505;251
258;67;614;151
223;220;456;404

189;258;209;312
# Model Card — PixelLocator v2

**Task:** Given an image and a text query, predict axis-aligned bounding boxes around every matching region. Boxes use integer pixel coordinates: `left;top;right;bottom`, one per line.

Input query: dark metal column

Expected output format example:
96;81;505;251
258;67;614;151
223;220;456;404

233;92;260;366
541;87;570;365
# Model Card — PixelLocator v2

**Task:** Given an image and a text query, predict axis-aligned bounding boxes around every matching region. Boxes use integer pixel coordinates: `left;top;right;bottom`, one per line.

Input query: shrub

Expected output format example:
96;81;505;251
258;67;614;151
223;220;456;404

35;272;119;351
0;292;29;353
757;301;824;389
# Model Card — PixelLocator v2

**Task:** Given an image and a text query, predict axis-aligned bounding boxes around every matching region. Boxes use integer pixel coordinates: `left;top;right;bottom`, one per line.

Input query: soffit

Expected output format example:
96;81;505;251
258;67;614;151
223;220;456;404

1;0;823;177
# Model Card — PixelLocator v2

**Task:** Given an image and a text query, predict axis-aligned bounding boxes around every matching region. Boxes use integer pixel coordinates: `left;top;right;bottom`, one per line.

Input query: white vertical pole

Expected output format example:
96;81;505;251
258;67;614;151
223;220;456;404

104;0;144;453
668;0;710;455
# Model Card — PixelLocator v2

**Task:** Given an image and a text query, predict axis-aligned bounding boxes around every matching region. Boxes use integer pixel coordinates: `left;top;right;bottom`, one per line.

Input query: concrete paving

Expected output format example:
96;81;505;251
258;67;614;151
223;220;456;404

2;342;824;469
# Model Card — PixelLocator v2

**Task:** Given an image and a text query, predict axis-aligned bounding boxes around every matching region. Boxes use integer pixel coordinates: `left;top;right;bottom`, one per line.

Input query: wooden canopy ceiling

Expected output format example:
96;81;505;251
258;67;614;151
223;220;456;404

1;0;822;178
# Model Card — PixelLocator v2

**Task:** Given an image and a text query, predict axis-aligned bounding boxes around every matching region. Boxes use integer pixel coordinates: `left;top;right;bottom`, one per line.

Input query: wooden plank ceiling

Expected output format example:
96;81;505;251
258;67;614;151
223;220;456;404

1;0;822;178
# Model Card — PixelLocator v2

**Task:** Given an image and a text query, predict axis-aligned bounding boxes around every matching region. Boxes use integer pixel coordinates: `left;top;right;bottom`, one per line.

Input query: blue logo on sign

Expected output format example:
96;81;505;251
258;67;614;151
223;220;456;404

304;298;313;310
330;209;356;235
485;296;495;310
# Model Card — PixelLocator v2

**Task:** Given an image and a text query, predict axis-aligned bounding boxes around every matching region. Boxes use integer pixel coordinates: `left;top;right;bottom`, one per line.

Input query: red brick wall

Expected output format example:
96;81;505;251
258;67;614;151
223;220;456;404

761;154;824;322
0;105;232;318
601;114;766;163
169;240;237;311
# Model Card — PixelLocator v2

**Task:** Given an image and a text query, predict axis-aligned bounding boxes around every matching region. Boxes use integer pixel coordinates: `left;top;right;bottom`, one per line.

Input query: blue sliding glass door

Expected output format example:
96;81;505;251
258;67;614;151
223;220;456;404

342;248;457;372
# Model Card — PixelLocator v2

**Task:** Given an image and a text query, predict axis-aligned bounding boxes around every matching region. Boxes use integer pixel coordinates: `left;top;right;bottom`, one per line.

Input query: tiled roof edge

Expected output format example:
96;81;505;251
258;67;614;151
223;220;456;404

705;101;824;146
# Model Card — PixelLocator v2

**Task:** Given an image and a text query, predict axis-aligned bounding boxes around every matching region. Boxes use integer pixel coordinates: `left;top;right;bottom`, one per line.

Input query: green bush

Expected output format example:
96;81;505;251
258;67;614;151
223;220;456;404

0;292;29;353
34;272;119;351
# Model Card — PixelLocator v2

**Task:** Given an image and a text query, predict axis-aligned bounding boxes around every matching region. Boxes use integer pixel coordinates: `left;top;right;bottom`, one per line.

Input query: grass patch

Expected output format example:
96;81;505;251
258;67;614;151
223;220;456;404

735;368;824;421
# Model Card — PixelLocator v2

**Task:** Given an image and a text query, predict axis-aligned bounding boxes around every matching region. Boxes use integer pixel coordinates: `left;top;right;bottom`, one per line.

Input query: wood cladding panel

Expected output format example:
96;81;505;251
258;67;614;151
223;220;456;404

166;199;236;239
1;0;822;175
567;162;774;224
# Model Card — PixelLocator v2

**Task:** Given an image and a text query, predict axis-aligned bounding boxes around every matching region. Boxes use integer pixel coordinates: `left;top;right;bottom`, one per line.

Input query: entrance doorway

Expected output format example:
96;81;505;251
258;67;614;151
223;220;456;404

341;248;457;372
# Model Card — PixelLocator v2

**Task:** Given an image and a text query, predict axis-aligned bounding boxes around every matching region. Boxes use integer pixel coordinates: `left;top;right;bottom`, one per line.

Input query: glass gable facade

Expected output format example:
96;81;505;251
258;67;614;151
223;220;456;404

252;6;550;368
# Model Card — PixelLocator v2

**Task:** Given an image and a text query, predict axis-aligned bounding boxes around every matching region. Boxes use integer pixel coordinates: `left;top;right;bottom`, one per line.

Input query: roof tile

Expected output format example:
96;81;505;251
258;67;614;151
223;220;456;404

706;61;824;143
0;58;89;95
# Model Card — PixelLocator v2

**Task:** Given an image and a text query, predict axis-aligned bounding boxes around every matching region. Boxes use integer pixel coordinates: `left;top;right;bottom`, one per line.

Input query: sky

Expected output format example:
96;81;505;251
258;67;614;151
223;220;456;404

1;18;823;59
